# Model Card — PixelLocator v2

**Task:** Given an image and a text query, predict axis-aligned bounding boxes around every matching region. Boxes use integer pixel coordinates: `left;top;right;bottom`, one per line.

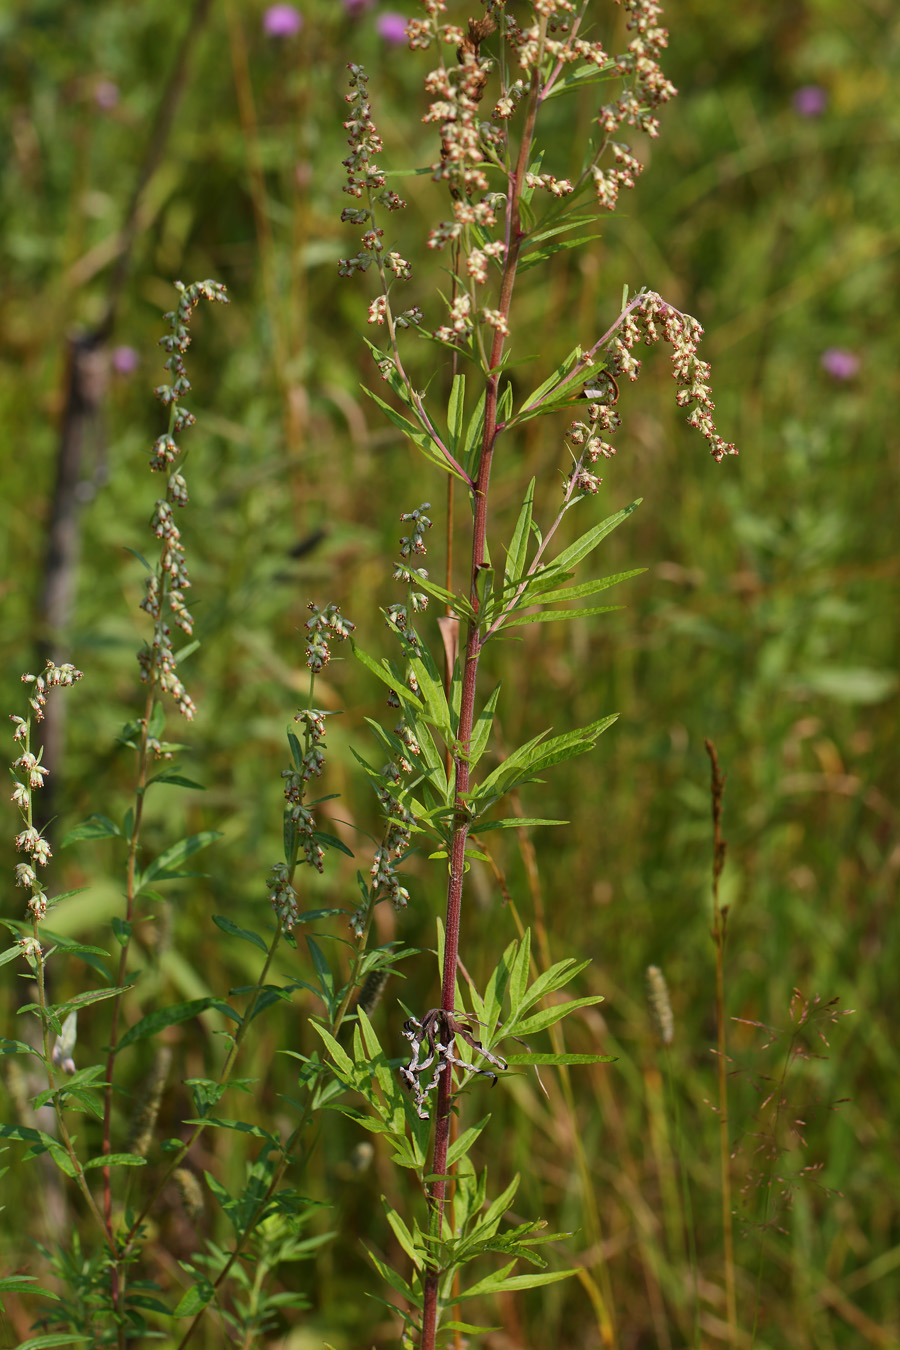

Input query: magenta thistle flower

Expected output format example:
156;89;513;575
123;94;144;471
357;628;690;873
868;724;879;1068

263;4;302;37
793;85;827;117
376;12;407;44
94;80;120;110
820;347;860;379
112;345;140;375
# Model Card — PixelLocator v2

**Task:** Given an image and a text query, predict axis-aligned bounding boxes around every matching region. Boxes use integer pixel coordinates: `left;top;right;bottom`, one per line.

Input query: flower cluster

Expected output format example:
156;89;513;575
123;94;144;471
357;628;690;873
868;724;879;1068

140;281;228;720
305;602;356;673
606;292;738;462
10;662;83;922
566;387;622;495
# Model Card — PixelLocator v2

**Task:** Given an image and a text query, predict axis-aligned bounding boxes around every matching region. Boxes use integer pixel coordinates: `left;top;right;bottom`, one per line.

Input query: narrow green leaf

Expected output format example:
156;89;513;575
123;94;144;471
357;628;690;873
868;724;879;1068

111;917;132;947
507;932;531;1018
504;1052;615;1066
15;1337;91;1349
447;1116;490;1166
61;814;122;846
504;479;535;586
83;1153;148;1169
502;603;623;629
473;816;566;833
383;1202;424;1270
531;566;646;606
173;1280;215;1318
447;372;465;456
117;998;237;1051
146;770;206;790
212;914;268;954
457;1267;576;1300
309;1022;355;1078
138;830;221;887
551;500;641;573
468;684;501;768
364;1244;418;1304
511;995;605;1037
0;1277;59;1298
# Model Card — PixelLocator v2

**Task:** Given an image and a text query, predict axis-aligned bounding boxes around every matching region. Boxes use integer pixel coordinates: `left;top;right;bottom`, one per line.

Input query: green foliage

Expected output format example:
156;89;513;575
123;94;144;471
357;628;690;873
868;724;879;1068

1;0;896;1347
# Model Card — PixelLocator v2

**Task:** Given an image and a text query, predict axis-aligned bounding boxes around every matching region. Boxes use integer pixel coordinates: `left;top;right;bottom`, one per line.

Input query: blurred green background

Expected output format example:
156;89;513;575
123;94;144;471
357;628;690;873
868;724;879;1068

1;1;898;1346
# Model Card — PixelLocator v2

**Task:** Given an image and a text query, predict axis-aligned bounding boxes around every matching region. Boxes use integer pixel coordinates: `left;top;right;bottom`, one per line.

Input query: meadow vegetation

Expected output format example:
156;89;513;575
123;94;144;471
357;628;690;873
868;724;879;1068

1;1;898;1347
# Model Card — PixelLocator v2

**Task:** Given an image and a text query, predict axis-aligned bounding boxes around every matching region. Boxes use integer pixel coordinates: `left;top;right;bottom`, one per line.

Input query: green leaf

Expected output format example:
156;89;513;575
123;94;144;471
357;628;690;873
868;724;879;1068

309;1022;355;1078
511;995;605;1037
447;1116;490;1166
383;1202;424;1270
0;1276;59;1298
472;714;617;807
212;914;268;954
501;603;623;629
117;997;238;1051
446;372;465;458
504;479;535;588
507;932;531;1019
529;566;646;606
173;1280;215;1318
111;917;132;947
361;384;468;483
137;830;221;888
504;1052;615;1066
455;1265;576;1302
146;770;206;790
473;816;566;833
83;1153;148;1169
364;1244;419;1305
517;346;589;418
468;684;502;768
551;500;641;573
14;1338;91;1349
61;814;122;846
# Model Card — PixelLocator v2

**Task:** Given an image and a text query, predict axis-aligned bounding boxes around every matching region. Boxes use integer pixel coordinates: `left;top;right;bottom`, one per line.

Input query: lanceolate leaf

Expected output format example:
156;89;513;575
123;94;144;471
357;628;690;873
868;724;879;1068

471;714;617;808
137;830;222;888
501;603;623;629
504;479;535;587
116;997;238;1051
551;500;642;573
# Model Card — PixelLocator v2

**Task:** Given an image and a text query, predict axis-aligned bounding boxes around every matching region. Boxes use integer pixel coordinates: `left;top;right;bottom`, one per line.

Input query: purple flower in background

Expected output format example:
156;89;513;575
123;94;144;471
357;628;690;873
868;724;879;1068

376;11;407;43
263;4;303;37
821;348;860;380
111;346;140;376
793;85;828;117
343;0;374;11
94;81;120;110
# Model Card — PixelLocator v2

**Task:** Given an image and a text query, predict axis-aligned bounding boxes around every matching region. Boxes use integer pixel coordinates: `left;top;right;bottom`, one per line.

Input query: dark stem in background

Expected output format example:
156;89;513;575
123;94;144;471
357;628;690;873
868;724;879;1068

705;738;738;1344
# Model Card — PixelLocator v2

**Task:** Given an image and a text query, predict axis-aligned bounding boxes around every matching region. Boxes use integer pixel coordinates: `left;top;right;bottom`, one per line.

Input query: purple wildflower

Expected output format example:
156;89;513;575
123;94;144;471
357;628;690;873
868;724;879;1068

793;85;827;117
112;346;140;375
263;4;302;37
94;81;120;110
820;348;860;380
376;12;408;43
343;0;374;11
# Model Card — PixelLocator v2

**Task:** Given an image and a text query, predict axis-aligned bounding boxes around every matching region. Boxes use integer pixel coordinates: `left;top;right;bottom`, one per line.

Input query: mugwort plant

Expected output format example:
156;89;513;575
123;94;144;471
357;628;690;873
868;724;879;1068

1;3;740;1348
331;2;737;1345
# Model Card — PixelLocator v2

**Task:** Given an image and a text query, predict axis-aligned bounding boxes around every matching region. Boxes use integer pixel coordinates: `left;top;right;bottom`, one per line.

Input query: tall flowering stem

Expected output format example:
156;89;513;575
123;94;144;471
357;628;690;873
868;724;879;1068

100;281;227;1316
7;663;116;1246
339;4;738;1344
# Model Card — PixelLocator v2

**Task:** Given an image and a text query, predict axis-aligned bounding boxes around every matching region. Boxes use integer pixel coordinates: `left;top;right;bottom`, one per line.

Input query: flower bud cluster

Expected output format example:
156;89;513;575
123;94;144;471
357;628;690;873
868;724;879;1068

305;602;356;674
604;292;738;461
266;862;300;930
399;503;432;558
339;64;411;311
140;281;228;721
566;396;622;496
10;662;83;921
